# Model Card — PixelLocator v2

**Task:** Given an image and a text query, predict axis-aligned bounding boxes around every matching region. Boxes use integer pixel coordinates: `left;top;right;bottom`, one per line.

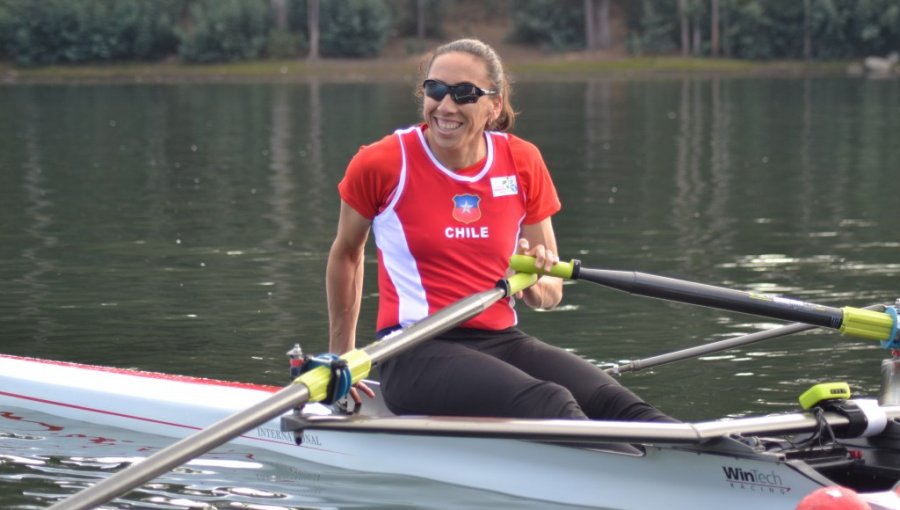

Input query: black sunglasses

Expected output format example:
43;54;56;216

423;79;497;105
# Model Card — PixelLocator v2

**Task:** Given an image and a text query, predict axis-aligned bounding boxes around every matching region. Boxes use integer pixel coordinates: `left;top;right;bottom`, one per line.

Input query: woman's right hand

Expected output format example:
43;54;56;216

350;380;376;404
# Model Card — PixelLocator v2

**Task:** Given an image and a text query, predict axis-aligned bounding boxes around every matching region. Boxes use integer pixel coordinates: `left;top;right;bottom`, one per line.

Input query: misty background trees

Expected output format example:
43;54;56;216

0;0;897;67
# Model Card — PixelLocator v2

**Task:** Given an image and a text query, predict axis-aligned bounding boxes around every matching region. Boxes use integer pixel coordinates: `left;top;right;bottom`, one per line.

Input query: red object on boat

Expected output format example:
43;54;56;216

796;486;871;510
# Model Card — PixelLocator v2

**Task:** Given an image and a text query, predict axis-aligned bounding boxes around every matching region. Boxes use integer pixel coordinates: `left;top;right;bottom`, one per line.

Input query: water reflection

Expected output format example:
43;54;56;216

584;79;612;180
303;80;326;238
260;85;299;354
19;89;58;348
671;78;736;272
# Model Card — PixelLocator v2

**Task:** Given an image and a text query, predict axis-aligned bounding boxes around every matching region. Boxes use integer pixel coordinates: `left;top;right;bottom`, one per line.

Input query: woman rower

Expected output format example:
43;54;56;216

326;38;675;422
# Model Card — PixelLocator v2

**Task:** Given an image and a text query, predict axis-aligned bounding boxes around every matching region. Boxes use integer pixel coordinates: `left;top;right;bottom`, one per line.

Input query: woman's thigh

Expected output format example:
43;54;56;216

379;339;585;418
484;333;615;398
485;332;673;421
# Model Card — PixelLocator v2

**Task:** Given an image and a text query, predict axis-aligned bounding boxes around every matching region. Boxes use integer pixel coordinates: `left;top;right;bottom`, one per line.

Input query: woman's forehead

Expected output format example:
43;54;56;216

427;52;490;84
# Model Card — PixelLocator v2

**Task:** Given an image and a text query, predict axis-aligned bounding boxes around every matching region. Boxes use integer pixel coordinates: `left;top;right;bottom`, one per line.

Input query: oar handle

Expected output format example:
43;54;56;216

505;271;541;294
509;254;578;279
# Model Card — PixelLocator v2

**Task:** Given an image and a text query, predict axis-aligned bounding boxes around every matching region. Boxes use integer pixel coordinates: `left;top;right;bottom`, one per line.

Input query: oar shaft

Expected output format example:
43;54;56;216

51;273;537;510
297;274;537;399
609;322;815;375
509;255;896;343
368;273;537;364
579;267;843;329
609;302;887;375
51;383;311;510
363;287;507;362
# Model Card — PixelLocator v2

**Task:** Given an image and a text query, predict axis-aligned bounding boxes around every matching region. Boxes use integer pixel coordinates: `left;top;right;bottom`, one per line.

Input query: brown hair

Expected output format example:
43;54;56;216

417;38;516;132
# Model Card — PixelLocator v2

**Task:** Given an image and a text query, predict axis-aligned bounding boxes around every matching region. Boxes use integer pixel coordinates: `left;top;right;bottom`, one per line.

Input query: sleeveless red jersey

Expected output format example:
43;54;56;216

339;124;560;332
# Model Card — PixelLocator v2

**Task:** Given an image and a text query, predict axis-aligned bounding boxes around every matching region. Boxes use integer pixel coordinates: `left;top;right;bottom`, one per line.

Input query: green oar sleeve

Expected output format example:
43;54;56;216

840;306;896;342
509;255;575;279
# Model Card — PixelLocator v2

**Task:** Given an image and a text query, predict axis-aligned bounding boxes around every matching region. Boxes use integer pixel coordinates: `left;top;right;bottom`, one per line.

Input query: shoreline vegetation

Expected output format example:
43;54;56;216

0;54;854;85
2;0;896;85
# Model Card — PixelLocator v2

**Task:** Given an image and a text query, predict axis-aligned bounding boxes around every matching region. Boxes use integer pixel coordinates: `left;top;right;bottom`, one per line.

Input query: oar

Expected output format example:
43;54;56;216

607;322;815;375
51;272;537;510
607;303;887;375
510;255;898;345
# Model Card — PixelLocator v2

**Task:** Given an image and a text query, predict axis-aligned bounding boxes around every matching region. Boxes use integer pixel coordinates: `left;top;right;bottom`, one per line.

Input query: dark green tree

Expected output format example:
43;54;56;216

177;0;270;63
318;0;392;58
0;0;179;66
509;0;585;52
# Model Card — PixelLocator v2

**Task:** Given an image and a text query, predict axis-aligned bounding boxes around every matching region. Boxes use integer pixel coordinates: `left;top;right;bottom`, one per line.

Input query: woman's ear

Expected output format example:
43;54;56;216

493;95;503;118
487;96;502;128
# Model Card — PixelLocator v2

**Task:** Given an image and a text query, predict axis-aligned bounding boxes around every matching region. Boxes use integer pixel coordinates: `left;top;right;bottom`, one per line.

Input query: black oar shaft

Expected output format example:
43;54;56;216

578;267;845;329
509;255;894;343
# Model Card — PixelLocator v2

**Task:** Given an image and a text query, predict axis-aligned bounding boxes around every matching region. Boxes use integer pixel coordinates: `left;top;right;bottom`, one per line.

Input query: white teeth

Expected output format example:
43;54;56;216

436;119;462;130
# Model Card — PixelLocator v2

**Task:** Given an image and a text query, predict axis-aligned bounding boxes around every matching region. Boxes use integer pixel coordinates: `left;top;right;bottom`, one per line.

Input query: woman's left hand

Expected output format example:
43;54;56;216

512;237;561;308
516;237;558;273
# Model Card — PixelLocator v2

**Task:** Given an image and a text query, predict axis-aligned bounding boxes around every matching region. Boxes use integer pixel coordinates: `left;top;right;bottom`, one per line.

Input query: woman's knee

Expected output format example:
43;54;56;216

510;381;587;419
582;382;675;422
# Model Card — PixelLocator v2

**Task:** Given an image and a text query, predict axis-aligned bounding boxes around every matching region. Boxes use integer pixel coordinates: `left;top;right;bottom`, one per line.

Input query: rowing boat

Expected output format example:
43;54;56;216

3;352;900;509
5;259;900;509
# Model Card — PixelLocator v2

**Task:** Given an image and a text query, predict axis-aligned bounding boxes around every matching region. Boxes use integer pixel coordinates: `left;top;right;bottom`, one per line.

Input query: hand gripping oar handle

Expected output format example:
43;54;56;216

510;255;898;346
50;272;537;510
294;272;538;399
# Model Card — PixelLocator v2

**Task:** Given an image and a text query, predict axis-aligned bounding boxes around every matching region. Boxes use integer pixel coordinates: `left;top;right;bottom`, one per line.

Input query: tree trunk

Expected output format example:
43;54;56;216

710;0;719;57
307;0;319;60
803;0;812;60
722;3;730;57
679;0;690;56
692;20;702;56
271;0;288;31
179;0;195;34
417;0;426;39
585;0;596;50
598;0;610;49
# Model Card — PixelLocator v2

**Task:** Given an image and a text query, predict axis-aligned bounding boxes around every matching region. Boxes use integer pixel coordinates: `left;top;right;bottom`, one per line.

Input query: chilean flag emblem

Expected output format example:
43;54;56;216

452;194;481;224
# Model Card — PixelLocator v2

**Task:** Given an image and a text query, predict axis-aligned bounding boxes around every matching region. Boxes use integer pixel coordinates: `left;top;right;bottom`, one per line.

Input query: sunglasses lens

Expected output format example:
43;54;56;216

450;84;479;104
424;80;449;102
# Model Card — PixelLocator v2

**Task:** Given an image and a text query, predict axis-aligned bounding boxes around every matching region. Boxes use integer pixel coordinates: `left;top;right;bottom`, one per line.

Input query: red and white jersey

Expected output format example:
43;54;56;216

339;124;560;332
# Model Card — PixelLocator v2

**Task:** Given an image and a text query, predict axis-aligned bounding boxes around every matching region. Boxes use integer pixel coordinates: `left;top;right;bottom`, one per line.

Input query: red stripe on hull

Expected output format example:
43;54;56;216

0;354;280;392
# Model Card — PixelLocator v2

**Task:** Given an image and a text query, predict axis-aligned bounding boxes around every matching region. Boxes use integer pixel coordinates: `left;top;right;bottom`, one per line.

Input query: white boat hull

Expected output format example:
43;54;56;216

2;354;898;509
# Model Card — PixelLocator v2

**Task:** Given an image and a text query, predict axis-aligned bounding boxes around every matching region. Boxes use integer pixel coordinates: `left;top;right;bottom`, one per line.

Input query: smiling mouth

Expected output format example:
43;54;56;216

435;118;462;131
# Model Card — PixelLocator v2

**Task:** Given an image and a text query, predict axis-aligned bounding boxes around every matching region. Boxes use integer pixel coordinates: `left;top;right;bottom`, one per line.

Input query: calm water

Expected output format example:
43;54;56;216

1;77;899;508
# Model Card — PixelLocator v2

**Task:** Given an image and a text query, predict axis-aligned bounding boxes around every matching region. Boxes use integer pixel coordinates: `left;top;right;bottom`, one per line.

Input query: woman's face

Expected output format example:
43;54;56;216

422;52;501;167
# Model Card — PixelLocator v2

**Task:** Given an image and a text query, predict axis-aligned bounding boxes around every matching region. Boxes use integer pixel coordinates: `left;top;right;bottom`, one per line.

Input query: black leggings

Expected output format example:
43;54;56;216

378;327;676;422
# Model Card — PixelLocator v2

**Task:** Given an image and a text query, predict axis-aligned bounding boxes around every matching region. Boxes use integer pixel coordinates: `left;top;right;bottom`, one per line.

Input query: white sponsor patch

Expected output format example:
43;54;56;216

491;175;518;197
